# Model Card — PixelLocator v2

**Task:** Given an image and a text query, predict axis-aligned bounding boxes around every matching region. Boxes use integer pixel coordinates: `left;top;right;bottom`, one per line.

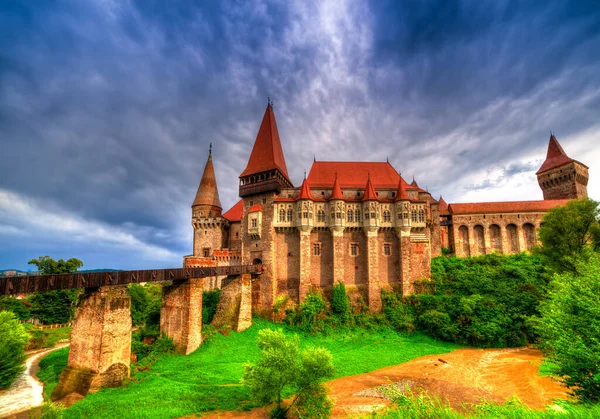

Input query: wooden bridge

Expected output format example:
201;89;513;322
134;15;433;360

2;264;259;404
0;264;259;296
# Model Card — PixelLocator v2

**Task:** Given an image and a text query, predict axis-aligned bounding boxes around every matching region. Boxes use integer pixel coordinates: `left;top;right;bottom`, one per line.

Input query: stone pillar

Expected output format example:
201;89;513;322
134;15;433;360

468;226;477;257
396;227;413;296
299;229;312;301
331;227;345;285
237;274;253;332
517;225;527;254
499;224;508;255
51;286;131;402
160;277;203;355
364;228;381;311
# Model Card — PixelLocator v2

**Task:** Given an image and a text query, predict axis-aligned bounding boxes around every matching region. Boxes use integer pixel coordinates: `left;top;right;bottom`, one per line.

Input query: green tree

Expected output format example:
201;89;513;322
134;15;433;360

536;198;600;274
27;256;83;324
242;329;335;419
0;311;29;389
536;255;600;402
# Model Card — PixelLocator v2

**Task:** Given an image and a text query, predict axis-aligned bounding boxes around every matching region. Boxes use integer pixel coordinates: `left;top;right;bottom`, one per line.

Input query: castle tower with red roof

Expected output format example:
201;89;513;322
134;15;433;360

536;134;589;200
188;145;229;264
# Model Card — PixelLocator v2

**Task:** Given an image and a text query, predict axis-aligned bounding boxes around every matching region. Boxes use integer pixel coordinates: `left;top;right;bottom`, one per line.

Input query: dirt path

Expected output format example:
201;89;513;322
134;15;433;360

0;343;69;419
195;347;569;419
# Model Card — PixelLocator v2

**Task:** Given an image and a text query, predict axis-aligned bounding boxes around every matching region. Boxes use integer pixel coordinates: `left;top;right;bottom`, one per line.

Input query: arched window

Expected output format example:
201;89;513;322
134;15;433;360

279;208;285;222
383;210;391;222
287;208;293;222
418;209;425;222
355;209;361;222
411;210;417;222
317;210;326;222
347;209;354;222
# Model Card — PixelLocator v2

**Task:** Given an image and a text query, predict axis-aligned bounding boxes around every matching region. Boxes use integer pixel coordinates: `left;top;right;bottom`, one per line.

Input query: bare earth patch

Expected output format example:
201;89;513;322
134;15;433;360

192;347;568;419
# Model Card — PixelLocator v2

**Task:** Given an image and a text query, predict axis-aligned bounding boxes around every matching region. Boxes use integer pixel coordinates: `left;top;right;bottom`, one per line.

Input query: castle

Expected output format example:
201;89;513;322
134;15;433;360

184;102;589;310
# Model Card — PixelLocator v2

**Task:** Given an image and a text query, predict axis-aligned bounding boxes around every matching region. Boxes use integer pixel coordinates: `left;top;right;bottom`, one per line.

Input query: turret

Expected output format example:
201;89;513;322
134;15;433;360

362;175;379;229
536;134;588;200
239;99;293;197
296;177;314;231
329;174;345;230
394;176;411;229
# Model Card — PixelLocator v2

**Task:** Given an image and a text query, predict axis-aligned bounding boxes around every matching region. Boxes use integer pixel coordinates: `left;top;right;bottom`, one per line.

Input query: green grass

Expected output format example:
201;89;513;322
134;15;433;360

39;318;461;419
38;347;69;398
23;324;71;350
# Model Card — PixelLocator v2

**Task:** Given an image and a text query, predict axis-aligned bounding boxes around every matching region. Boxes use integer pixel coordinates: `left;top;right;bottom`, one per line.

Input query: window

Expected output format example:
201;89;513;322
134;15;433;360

303;211;309;219
355;209;361;222
370;212;376;219
347;209;354;222
279;208;286;222
419;209;425;222
383;243;391;256
249;200;254;206
287;209;293;222
317;210;326;222
262;198;267;204
313;243;321;256
383;210;391;222
336;212;343;219
251;219;257;228
235;232;239;239
350;243;359;256
411;210;417;222
203;248;210;257
365;212;370;220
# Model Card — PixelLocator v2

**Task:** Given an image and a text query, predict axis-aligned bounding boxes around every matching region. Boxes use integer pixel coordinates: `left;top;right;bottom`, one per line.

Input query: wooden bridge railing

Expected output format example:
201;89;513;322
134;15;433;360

0;265;259;296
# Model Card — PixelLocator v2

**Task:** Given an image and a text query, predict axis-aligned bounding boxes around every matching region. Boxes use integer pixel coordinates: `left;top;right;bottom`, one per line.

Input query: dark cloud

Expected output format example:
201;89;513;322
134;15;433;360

1;0;599;270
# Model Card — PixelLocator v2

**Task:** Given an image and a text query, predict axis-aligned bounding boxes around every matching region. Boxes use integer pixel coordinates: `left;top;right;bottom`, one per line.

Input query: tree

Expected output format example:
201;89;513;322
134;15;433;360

0;311;29;389
242;329;335;419
536;198;600;274
536;255;600;402
27;256;83;324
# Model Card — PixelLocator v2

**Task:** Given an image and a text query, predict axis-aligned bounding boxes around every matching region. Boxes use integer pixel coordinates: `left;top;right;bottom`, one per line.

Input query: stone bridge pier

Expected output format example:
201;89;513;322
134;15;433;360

51;286;132;402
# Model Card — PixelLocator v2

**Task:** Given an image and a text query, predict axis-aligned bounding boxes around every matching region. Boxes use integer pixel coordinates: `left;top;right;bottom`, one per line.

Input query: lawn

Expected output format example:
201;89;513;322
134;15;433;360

23;324;71;350
39;318;461;419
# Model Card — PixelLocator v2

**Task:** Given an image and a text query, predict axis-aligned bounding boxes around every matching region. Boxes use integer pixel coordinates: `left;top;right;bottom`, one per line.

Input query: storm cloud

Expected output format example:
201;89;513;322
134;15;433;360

1;0;599;270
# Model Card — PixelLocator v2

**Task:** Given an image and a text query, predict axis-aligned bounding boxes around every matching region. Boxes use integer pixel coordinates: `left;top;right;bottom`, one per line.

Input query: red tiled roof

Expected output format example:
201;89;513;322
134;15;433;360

192;149;222;209
395;177;409;201
222;199;243;222
362;176;378;201
449;199;570;215
240;105;291;182
536;134;586;174
297;177;312;200
438;196;449;215
248;204;263;213
330;174;344;200
307;161;406;189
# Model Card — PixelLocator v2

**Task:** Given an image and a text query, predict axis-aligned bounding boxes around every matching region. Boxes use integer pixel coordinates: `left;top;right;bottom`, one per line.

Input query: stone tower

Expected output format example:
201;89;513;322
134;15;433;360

536;134;589;200
192;145;228;258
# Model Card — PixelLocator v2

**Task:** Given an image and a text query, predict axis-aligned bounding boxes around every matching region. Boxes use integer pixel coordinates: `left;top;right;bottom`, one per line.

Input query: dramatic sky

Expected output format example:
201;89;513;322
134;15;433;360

1;0;599;270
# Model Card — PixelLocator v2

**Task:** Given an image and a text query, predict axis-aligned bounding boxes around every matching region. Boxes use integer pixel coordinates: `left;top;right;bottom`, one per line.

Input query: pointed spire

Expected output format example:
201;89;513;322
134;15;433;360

330;173;344;200
438;195;449;214
536;133;575;174
362;175;378;201
395;174;409;201
193;147;222;212
240;103;291;182
410;176;418;188
297;176;312;200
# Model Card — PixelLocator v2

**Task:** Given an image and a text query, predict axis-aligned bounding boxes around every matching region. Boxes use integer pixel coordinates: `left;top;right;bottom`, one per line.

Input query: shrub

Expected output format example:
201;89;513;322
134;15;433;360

0;296;31;320
127;283;162;327
286;290;328;332
0;311;29;389
202;289;221;324
29;289;79;324
241;329;334;419
381;290;415;334
330;282;351;323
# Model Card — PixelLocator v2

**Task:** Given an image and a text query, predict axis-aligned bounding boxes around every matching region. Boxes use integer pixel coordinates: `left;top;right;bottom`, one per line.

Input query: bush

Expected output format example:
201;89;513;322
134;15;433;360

330;282;351;323
127;283;162;328
536;255;600;402
203;289;221;324
286;290;328;332
241;329;334;419
381;290;415;334
0;296;31;320
0;311;29;389
29;289;80;325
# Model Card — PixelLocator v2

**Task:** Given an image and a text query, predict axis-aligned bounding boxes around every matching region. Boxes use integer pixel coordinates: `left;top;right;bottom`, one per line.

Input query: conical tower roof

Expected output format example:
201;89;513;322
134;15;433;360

192;144;222;211
410;176;419;188
330;174;344;200
297;176;313;200
395;176;410;201
362;175;378;201
240;103;291;182
438;196;449;215
536;134;576;174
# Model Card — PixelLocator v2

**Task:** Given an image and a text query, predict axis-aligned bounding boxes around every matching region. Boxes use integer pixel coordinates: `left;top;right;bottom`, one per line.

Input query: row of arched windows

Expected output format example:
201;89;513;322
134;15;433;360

278;207;425;223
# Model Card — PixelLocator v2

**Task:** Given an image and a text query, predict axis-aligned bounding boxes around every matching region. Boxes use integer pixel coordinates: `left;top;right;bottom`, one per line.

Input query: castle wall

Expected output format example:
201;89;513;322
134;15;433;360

275;230;300;301
343;230;368;287
193;223;225;257
310;229;334;289
538;162;589;200
378;230;399;287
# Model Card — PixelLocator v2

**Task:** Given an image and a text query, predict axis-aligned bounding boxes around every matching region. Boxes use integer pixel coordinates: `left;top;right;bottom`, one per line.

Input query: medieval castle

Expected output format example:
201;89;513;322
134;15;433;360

184;102;589;310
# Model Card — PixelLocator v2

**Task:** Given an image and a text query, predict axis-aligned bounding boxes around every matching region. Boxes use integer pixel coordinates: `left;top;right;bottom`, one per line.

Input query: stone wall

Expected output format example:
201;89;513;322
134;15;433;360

212;275;252;332
537;161;588;200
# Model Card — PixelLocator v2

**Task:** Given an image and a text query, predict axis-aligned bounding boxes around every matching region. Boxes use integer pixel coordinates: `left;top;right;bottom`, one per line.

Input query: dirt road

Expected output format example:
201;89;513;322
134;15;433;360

195;347;568;419
0;344;69;419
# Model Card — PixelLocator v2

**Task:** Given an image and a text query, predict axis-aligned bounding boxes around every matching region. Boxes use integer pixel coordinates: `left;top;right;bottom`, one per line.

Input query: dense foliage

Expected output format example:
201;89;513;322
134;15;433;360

536;198;600;274
0;311;29;389
536;255;600;402
202;289;221;324
28;289;80;324
0;296;31;320
407;253;550;347
127;283;162;327
28;256;83;274
242;329;334;419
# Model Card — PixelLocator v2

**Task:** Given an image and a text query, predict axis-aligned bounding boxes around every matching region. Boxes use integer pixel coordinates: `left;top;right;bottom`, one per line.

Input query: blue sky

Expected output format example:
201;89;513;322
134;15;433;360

1;0;599;270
